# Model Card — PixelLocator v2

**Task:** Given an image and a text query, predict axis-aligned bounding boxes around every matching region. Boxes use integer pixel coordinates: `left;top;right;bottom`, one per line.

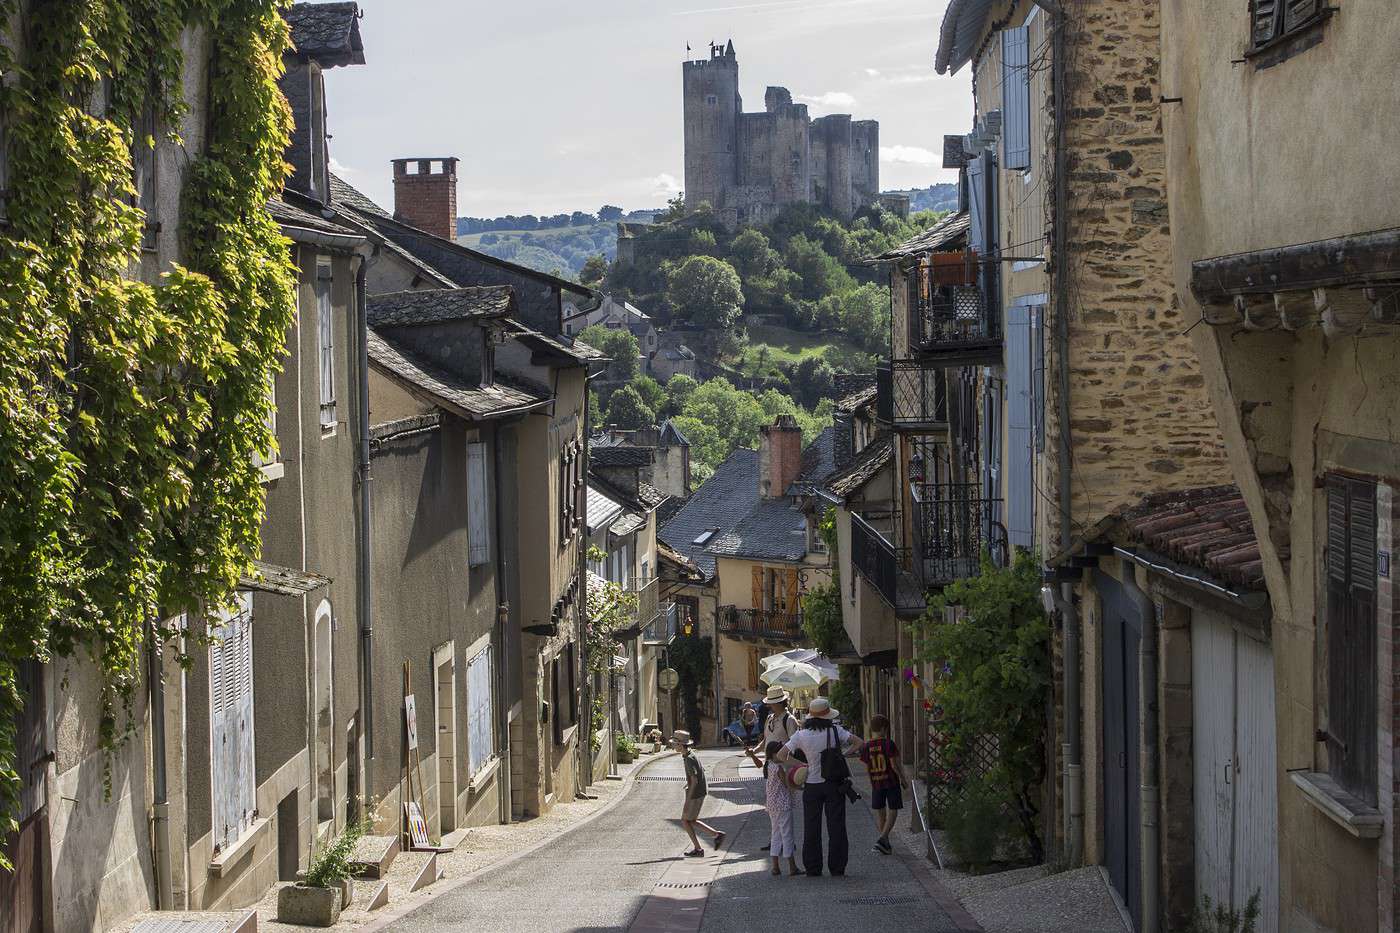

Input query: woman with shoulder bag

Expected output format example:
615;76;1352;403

776;697;862;877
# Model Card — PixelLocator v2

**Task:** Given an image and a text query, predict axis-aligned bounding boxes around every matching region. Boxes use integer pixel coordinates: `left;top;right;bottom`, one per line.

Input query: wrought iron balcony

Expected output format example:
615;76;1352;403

906;259;1001;366
630;577;660;628
909;483;1007;587
642;602;679;646
850;512;927;616
717;606;804;642
878;359;949;430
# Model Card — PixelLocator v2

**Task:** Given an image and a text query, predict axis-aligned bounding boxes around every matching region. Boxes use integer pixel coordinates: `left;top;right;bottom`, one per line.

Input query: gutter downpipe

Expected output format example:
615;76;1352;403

354;255;376;818
1047;0;1083;868
147;618;173;909
493;419;516;823
1118;550;1161;933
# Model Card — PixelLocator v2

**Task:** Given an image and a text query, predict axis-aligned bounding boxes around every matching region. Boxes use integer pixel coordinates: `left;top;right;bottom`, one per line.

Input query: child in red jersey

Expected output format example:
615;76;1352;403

859;714;908;855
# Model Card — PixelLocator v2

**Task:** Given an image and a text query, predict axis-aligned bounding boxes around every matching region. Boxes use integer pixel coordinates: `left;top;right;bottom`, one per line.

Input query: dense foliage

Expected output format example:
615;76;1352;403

0;0;298;864
911;550;1052;862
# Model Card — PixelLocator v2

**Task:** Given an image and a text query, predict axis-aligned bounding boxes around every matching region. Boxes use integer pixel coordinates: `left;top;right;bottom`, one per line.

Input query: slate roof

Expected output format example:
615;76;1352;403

825;435;893;501
637;482;667;511
658;541;704;582
609;512;647;539
267;197;360;237
368;287;514;328
706;498;809;562
285;3;365;67
835;384;877;414
509;321;605;364
867;211;970;263
585;483;625;534
367;329;545;420
591;446;653;468
659;419;690;447
329;173;390;219
787;426;837;496
1121;485;1265;592
658;448;760;579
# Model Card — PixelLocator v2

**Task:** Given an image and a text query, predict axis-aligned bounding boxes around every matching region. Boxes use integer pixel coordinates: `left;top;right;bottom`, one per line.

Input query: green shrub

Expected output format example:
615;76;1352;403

615;732;639;759
305;821;365;888
942;777;1007;873
1186;893;1260;933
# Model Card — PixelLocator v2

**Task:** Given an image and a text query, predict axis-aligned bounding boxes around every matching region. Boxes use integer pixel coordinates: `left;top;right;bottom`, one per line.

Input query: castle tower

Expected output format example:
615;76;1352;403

813;114;855;220
851;120;880;211
682;41;740;212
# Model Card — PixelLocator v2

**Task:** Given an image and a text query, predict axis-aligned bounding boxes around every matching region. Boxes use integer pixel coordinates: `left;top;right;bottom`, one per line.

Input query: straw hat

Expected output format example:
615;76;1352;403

806;697;839;720
763;685;791;705
670;730;695;747
787;764;808;788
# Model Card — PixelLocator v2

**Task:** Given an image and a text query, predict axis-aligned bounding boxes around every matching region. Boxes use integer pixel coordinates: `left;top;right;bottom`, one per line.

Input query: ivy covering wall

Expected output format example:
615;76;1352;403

0;0;297;863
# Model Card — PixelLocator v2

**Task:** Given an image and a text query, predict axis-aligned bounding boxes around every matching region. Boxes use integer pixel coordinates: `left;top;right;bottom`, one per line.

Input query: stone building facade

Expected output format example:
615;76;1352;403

682;41;878;227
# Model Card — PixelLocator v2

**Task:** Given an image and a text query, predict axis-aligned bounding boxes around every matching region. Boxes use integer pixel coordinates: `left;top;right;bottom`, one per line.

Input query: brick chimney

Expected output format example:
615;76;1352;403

392;157;459;240
759;414;803;498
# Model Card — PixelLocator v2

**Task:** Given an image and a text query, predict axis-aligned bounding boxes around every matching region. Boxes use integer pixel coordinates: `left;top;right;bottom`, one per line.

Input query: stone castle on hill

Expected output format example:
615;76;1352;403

683;41;879;228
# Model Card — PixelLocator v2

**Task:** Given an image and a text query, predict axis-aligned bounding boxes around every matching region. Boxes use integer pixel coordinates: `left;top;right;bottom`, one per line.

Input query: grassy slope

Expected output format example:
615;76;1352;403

740;323;862;365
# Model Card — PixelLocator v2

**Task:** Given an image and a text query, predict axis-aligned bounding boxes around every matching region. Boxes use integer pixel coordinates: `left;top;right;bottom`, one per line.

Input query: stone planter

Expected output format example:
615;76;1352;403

338;878;354;909
278;883;342;927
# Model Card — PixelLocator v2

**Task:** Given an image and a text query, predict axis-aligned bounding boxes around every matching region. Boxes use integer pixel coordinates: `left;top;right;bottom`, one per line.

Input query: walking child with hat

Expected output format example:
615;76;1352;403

672;730;725;857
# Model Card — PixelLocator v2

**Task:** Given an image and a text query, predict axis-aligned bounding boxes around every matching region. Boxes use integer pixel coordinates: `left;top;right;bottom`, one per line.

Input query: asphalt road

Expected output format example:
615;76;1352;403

384;749;965;933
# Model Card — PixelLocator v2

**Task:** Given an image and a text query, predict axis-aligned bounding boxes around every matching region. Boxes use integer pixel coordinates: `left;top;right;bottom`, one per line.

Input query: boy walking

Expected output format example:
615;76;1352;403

673;730;726;856
859;715;908;854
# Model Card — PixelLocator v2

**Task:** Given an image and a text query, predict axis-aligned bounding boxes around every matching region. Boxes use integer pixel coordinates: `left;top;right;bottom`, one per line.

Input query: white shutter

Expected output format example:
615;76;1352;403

317;263;335;428
466;441;490;566
1001;27;1031;171
466;646;494;777
210;593;255;852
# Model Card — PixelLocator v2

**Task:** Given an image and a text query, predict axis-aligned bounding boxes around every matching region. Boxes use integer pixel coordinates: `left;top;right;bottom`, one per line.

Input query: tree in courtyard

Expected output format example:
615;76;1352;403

665;255;745;331
606;384;655;430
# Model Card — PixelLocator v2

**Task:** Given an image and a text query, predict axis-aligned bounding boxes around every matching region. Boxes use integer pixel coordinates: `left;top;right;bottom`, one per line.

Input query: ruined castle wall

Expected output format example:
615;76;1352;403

814;114;854;219
852;120;879;211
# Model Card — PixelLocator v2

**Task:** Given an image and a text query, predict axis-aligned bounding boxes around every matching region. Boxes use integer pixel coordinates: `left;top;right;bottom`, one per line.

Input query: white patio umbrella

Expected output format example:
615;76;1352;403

759;660;827;691
761;648;839;683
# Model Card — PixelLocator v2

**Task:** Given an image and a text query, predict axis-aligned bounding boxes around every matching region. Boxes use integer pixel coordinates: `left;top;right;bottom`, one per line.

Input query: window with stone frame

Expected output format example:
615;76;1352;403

1249;0;1328;52
1323;473;1378;806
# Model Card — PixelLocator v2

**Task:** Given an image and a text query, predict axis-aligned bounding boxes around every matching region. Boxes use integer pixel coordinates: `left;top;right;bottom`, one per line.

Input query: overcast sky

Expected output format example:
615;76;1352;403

323;0;970;218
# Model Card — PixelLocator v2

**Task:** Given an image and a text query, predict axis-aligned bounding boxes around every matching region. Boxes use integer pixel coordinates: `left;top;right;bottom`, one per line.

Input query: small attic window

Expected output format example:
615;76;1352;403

693;529;718;546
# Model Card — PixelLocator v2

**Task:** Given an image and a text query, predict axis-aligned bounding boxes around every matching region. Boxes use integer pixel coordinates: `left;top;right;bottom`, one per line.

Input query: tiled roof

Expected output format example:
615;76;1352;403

707;498;809;562
1122;485;1265;591
867;211;970;262
586;483;625;534
367;329;545;420
826;435;893;501
368;287;514;328
285;3;364;66
591;446;653;468
659;448;760;579
267;197;360;237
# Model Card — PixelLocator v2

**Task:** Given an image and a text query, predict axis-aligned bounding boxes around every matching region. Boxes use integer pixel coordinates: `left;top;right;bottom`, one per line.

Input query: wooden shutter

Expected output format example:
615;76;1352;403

210;593;255;852
1250;0;1280;46
466;441;490;566
1325;475;1378;805
1283;0;1320;32
1005;305;1034;550
1031;307;1045;452
784;569;799;613
1001;26;1031;171
967;157;987;256
751;565;763;610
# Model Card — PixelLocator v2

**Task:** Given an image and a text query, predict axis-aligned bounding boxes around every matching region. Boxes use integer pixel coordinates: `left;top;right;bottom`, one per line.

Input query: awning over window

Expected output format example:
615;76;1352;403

238;559;331;597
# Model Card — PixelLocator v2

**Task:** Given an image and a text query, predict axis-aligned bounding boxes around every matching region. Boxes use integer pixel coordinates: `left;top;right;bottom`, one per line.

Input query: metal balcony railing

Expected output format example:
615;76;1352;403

717;606;804;641
909;483;1007;587
887;358;949;428
628;577;660;629
642;602;678;646
906;258;1001;365
850;512;927;616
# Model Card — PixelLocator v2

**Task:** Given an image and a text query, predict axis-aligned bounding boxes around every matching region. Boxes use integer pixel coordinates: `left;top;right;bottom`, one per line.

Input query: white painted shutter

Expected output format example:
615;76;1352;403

466;646;494;776
967;158;987;255
210;593;255;852
1233;633;1279;933
466;441;490;566
317;264;335;427
1191;615;1235;913
1001;27;1031;171
1005;306;1034;550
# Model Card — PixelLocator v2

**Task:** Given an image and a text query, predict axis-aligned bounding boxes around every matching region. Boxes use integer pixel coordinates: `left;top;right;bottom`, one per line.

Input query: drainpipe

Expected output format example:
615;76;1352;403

147;618;173;909
1121;560;1160;933
354;256;375;818
493;422;515;823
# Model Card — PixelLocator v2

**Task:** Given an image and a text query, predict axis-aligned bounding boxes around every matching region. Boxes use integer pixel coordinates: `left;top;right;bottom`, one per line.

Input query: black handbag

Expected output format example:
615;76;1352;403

819;727;851;784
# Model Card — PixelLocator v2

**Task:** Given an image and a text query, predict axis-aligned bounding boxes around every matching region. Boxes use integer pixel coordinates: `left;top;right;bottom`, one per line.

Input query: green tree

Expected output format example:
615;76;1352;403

662;373;698;417
665;255;745;330
680;379;766;454
913;550;1052;861
841;283;890;352
729;227;781;279
669;416;723;484
783;234;856;301
579;253;609;285
789;357;836;410
630;374;666;414
579;324;641;383
587;388;604;427
605;384;655;430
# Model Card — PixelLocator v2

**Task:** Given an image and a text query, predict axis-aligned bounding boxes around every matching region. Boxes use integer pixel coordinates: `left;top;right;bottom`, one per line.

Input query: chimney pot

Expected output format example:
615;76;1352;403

758;414;803;498
392;156;459;240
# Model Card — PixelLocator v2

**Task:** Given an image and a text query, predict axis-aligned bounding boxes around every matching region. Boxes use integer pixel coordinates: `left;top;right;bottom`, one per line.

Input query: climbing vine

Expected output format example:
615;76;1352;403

0;0;297;863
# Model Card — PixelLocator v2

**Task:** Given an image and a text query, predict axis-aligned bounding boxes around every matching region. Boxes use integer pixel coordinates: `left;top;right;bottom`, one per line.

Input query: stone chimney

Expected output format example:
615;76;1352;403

759;414;803;498
392;157;459;240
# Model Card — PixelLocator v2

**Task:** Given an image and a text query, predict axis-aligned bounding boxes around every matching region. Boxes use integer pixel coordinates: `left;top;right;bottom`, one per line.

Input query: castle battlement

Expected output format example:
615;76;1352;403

682;42;878;228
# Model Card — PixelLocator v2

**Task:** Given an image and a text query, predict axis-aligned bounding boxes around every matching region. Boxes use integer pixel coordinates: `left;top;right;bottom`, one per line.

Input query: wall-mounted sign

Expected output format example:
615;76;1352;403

658;668;680;693
405;694;419;750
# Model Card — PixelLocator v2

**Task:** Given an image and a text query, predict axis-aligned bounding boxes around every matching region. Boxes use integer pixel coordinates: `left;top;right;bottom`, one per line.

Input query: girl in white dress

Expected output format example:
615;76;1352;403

762;740;800;875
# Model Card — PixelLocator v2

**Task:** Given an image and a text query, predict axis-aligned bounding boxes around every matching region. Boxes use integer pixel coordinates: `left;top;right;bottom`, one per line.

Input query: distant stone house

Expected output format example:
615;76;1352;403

563;294;658;360
591;421;692;500
649;332;698;382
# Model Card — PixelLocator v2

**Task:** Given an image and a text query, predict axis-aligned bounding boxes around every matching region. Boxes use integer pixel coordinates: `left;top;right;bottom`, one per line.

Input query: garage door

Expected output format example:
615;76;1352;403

1192;612;1279;932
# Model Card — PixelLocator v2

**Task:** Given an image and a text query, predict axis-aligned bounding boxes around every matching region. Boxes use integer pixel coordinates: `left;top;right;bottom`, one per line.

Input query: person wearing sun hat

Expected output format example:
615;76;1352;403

762;684;801;746
776;697;863;877
672;730;725;857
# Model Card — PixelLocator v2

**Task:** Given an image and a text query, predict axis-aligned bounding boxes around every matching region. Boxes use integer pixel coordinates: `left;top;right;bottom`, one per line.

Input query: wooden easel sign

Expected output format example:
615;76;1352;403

404;801;431;849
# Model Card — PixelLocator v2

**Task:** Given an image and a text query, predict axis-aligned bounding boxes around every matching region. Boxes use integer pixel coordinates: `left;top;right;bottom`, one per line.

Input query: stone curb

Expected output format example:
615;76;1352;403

352;751;680;933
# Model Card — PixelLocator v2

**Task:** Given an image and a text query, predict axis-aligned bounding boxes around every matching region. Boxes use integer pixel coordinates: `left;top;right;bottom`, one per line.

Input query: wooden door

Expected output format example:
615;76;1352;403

1233;632;1279;932
1192;614;1236;912
1098;573;1142;930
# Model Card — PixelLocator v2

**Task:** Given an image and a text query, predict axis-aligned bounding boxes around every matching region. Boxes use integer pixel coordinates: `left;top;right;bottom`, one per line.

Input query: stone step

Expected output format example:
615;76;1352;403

350;833;400;879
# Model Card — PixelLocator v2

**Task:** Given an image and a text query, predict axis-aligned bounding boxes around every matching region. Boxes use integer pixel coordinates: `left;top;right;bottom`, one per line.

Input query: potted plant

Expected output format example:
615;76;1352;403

278;821;364;926
615;732;638;763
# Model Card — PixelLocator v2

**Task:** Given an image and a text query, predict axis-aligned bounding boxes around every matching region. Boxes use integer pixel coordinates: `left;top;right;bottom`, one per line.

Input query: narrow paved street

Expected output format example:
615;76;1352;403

385;750;968;933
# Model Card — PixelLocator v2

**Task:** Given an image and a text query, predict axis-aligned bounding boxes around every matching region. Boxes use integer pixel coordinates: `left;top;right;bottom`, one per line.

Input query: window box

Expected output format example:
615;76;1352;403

208;816;270;877
1290;771;1382;839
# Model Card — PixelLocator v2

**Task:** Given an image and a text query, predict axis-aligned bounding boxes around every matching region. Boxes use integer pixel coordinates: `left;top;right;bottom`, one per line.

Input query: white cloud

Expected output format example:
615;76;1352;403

796;91;857;109
863;66;936;85
649;173;683;197
880;145;941;166
864;68;881;77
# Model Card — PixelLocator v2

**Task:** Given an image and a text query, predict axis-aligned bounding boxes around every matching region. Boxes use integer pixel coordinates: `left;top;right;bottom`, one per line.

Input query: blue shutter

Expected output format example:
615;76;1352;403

967;158;986;255
1002;27;1031;171
467;441;490;566
1005;306;1034;551
1031;307;1045;452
